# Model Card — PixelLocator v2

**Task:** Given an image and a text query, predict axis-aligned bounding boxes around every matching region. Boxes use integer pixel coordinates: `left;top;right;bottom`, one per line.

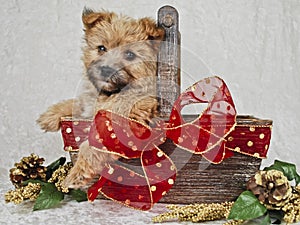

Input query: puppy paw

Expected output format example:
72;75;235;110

129;108;152;124
37;110;62;132
37;99;76;132
63;165;94;189
63;141;104;189
129;97;158;124
149;117;165;128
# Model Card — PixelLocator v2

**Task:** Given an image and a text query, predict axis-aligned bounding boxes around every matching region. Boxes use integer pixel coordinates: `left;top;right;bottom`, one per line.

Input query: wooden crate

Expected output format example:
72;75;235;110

61;114;272;204
156;115;272;204
60;5;272;204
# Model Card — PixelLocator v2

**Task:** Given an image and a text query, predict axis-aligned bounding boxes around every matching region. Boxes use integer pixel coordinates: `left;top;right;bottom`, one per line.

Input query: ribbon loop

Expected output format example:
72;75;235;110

88;110;166;158
166;76;237;163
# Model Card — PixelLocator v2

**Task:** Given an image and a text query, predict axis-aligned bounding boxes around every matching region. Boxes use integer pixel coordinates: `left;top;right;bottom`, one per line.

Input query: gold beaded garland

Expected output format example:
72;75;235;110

48;162;73;193
5;182;41;204
223;220;244;225
152;201;234;223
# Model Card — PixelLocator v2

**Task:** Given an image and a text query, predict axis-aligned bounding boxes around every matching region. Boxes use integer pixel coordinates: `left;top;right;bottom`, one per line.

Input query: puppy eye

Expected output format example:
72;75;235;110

124;50;136;61
98;45;107;52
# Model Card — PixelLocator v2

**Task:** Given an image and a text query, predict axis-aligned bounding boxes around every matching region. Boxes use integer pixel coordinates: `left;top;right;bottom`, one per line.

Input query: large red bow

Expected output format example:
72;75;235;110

87;76;237;210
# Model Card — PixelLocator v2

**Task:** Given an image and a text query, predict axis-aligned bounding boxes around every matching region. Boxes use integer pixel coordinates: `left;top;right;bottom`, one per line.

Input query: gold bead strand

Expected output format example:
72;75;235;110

152;202;234;223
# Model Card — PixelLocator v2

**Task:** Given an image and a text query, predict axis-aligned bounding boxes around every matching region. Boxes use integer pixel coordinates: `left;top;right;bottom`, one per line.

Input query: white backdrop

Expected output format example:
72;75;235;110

1;1;299;224
0;0;299;210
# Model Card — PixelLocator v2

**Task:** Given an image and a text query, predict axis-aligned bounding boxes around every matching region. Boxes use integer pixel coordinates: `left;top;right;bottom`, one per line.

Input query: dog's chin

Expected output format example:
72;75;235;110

95;81;123;96
100;88;121;96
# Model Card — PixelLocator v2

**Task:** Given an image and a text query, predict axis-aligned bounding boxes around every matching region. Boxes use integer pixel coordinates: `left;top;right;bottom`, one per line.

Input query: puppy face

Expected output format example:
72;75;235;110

82;9;164;95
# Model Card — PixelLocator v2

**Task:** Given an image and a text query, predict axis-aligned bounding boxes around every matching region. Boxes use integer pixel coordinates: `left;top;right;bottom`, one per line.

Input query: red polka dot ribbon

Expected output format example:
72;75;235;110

87;76;241;210
166;76;237;163
87;110;176;210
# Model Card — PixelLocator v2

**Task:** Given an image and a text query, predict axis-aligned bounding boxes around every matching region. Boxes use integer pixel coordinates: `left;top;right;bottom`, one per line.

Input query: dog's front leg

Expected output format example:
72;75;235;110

63;140;117;189
62;140;95;189
37;99;82;132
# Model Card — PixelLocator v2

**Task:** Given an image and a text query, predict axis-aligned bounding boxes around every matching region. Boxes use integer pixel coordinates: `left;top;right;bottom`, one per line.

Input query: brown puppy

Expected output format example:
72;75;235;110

37;8;164;188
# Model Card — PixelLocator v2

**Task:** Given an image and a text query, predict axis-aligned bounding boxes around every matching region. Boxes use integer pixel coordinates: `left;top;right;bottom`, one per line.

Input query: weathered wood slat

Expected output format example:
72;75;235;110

157;6;181;118
159;148;261;203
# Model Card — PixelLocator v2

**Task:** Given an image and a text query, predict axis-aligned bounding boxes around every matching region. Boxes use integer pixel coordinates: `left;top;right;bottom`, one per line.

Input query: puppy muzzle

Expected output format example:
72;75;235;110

100;66;118;78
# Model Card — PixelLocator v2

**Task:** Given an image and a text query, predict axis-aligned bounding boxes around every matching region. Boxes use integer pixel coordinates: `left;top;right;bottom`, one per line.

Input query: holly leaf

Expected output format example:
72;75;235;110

228;191;267;220
264;160;300;185
33;183;64;211
46;157;66;180
69;189;88;202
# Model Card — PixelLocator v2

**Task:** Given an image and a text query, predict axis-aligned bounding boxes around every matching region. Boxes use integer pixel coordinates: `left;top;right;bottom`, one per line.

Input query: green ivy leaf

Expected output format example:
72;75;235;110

46;157;66;180
228;191;267;220
243;214;271;225
264;160;300;185
33;183;64;211
69;189;88;202
258;213;271;225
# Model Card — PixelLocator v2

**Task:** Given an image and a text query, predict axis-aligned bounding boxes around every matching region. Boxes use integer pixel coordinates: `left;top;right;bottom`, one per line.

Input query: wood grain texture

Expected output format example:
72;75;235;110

157;5;181;118
159;144;262;203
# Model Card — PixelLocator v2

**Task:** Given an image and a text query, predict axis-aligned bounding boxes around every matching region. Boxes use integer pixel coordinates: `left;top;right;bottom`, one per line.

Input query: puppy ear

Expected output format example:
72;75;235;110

139;18;165;41
82;7;115;29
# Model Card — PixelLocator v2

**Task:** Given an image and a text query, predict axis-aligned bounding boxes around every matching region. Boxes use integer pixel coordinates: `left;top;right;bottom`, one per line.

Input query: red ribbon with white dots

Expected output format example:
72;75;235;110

166;76;237;163
87;110;176;210
84;76;271;210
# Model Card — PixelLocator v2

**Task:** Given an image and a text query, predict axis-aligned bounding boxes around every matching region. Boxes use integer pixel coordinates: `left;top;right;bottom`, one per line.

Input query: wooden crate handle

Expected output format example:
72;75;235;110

157;5;181;118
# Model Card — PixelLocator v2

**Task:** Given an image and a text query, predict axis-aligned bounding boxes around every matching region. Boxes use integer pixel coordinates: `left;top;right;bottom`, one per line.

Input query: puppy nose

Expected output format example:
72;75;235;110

100;66;116;77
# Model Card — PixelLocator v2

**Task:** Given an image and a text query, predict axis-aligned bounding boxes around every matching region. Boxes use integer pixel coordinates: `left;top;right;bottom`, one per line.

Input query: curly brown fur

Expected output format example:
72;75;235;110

37;8;164;188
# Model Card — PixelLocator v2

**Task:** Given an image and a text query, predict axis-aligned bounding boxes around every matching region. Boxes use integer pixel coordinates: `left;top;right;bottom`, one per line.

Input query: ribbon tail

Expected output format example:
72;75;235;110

87;175;108;202
87;146;177;210
142;146;177;204
90;163;153;210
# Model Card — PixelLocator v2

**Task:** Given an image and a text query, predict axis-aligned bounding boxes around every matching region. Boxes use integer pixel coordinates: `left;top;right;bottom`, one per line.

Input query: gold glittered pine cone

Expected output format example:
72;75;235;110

247;170;292;210
282;185;300;224
9;153;47;188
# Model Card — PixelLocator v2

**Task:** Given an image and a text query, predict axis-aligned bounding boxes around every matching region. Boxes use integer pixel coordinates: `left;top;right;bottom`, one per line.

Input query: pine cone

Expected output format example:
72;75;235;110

9;153;47;188
282;186;300;224
247;170;292;210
